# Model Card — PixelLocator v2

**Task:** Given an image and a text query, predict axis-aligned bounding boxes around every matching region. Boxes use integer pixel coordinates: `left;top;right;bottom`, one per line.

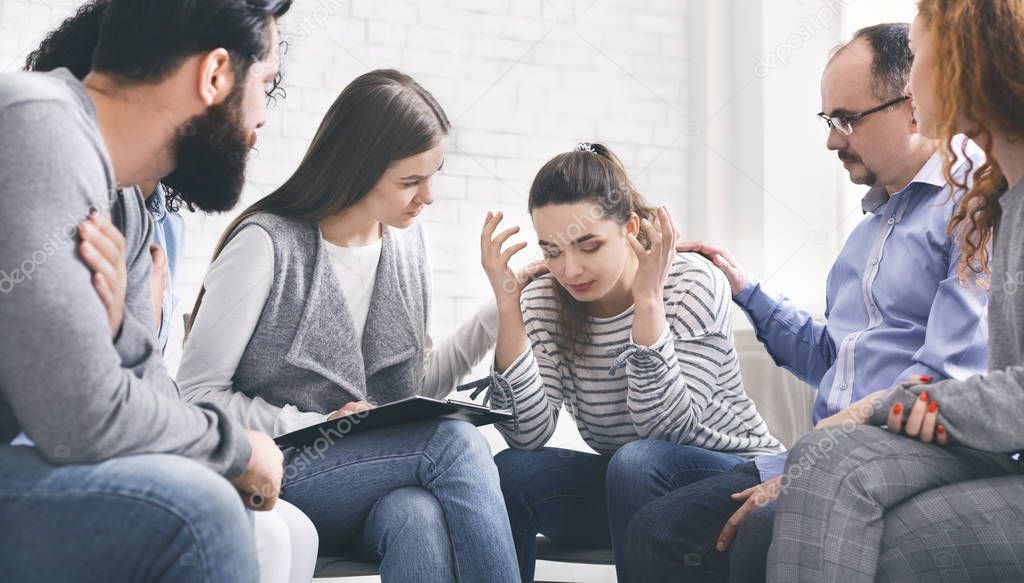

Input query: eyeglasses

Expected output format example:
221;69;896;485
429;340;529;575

817;95;910;136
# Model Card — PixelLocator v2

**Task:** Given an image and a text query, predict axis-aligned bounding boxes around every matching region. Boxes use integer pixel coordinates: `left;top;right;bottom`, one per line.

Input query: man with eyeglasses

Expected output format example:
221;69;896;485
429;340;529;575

625;23;989;583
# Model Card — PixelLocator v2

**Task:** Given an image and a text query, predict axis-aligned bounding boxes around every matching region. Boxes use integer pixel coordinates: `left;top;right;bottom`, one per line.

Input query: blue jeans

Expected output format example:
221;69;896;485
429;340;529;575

280;419;519;583
0;445;258;582
625;461;765;582
495;440;745;583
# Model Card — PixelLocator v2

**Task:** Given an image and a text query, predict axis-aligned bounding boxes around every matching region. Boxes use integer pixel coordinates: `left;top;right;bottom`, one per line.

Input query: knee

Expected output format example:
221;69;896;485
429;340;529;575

375;487;448;549
493;448;539;504
782;425;890;495
110;455;248;530
433;419;491;462
606;440;668;489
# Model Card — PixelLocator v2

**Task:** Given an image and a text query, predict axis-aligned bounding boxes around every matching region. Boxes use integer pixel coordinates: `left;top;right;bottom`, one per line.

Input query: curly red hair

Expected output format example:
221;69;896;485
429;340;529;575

918;0;1024;280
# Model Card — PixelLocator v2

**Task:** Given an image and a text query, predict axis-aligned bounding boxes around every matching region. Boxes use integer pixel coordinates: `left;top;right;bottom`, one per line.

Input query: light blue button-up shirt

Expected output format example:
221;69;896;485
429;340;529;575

145;183;185;353
744;137;990;480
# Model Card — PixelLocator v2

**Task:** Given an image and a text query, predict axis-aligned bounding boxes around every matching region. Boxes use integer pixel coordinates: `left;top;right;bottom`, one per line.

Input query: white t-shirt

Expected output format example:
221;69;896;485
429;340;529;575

323;237;382;342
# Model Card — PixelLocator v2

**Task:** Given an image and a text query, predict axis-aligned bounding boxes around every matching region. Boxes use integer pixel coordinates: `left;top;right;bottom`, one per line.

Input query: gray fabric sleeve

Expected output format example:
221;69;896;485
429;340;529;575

0;101;251;477
868;370;1024;453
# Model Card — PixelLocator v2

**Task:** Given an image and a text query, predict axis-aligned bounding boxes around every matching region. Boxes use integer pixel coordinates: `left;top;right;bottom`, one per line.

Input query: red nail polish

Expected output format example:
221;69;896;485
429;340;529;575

893;403;902;415
937;425;945;434
928;401;938;413
919;391;929;402
920;375;933;383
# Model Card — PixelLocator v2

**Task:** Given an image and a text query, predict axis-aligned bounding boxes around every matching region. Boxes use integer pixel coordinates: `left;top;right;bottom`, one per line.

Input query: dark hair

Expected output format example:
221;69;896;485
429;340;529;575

528;143;657;358
92;0;291;85
26;0;291;213
186;69;449;337
832;23;912;101
24;0;109;79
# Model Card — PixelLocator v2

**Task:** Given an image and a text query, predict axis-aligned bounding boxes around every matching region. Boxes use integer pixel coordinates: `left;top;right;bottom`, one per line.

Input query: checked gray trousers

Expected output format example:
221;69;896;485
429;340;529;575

767;425;1024;582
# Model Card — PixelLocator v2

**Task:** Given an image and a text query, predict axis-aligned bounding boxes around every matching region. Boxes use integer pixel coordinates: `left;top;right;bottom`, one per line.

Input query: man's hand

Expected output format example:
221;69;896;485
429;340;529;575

717;476;782;551
149;243;169;331
676;240;748;296
815;388;891;429
230;429;284;511
79;211;127;337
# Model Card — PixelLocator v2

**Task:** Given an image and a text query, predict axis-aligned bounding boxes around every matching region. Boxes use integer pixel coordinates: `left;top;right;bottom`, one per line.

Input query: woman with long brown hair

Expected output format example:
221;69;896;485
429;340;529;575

177;69;520;582
766;2;1024;580
478;143;782;582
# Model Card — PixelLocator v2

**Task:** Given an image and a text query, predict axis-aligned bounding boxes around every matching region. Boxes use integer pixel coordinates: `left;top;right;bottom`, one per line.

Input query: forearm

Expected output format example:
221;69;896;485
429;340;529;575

491;345;561;450
494;300;530;372
631;297;668;347
422;300;499;399
736;281;834;385
625;329;698;442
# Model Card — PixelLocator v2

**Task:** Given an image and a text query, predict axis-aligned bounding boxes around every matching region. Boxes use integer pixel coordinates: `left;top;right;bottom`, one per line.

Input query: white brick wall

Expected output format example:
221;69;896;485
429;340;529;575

0;0;691;383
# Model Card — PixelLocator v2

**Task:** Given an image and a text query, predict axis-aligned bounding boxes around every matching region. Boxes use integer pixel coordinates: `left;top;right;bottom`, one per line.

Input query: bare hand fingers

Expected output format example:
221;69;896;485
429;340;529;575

887;402;904;434
500;241;528;263
936;424;949;446
659;207;676;249
93;272;113;309
627;231;646;257
491;226;521;250
480;212;502;246
907;374;934;385
79;240;117;282
730;484;759;502
918;400;939;443
80;217;123;266
903;392;929;437
717;500;753;551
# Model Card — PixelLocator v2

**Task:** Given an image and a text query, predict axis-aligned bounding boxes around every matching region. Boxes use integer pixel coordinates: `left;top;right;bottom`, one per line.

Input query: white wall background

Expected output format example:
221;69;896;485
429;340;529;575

0;1;917;581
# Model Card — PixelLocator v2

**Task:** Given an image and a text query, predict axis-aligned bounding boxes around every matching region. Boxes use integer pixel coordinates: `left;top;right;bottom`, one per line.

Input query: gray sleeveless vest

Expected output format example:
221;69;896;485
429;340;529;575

229;213;429;413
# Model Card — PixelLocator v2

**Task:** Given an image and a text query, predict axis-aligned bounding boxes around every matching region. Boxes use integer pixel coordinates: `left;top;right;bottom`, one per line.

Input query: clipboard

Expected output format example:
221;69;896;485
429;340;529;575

273;395;514;449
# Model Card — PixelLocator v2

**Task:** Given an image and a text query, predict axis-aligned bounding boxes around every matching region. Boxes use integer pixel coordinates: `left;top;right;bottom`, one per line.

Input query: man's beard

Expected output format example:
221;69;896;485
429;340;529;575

162;87;251;213
838;150;878;186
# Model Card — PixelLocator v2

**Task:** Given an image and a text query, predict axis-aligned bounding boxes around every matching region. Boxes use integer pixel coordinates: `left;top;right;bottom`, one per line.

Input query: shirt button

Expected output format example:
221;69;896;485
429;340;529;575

839;382;848;390
871;257;879;265
888;217;896;225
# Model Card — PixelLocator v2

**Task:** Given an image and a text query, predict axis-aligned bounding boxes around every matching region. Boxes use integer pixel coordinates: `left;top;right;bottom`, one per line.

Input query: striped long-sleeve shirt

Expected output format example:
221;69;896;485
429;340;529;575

489;253;784;457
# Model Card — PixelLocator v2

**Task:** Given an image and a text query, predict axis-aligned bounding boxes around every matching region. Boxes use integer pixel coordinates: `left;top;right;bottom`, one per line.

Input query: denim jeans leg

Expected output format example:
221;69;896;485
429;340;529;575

354;486;457;582
605;439;746;583
625;461;762;583
0;445;258;583
728;505;774;583
281;419;519;583
494;447;612;583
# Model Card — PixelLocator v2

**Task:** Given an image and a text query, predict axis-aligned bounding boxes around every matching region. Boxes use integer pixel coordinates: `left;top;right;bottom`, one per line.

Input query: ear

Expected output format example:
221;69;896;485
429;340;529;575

196;48;235;107
625;212;640;239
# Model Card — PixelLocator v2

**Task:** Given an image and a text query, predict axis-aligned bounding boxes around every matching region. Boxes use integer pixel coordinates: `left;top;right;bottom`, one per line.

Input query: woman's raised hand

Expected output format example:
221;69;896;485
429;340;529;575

480;211;531;307
629;206;678;304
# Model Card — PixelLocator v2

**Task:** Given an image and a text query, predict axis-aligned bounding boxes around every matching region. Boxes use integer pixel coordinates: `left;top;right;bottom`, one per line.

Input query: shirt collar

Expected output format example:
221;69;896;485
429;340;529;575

860;135;970;215
144;183;167;221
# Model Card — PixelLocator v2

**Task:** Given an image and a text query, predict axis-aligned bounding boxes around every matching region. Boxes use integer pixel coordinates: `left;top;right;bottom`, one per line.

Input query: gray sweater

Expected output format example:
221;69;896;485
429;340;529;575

871;178;1024;452
0;68;250;477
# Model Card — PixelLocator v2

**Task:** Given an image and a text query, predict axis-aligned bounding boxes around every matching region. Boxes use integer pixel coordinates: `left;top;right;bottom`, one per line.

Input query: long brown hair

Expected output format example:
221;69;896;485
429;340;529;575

186;69;449;337
528;143;657;358
918;0;1022;280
